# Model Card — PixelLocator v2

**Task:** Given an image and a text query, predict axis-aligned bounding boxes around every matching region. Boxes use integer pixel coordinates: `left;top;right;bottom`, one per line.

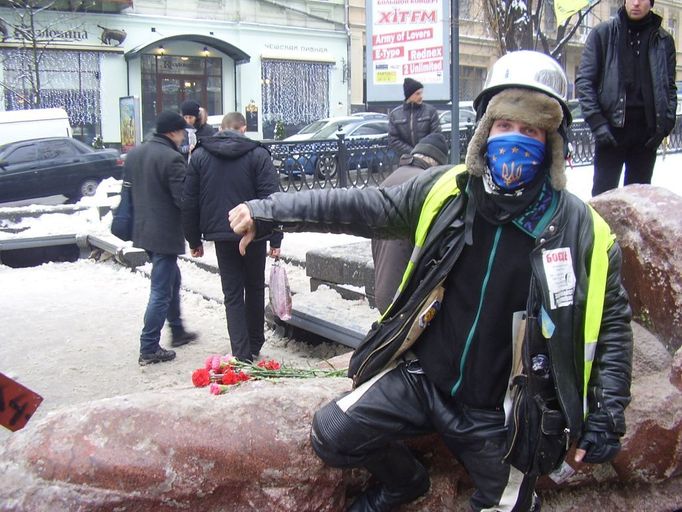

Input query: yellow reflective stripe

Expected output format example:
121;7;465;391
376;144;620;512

583;206;615;417
382;164;466;319
414;164;466;248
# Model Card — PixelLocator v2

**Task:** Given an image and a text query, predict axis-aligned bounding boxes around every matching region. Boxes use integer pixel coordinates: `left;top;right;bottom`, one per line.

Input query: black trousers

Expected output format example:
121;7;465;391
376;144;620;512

311;362;537;511
592;111;658;196
214;240;267;361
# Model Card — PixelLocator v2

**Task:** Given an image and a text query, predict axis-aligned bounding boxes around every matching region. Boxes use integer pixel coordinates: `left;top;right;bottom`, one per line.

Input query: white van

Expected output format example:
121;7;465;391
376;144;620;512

0;108;72;145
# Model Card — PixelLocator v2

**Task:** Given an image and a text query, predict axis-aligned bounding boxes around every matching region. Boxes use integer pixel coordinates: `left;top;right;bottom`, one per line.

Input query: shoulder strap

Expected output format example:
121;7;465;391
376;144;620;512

381;164;466;319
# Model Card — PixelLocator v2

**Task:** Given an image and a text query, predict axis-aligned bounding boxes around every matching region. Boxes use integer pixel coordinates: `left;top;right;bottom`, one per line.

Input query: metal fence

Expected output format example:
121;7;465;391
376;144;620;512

265;118;682;192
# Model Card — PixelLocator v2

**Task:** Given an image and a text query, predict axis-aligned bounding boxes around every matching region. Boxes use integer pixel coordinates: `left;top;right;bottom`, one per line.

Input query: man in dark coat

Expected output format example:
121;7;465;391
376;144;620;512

179;99;201;161
228;52;632;512
576;0;676;196
124;110;198;366
372;133;449;313
182;112;282;362
388;77;441;157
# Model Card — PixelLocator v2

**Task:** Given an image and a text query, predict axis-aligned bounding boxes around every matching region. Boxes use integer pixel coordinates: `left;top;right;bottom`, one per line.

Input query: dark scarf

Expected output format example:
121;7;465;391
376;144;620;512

468;170;546;225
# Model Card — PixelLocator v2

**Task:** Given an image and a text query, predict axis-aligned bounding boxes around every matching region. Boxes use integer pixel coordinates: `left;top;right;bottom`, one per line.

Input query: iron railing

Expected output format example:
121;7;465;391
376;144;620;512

265;118;682;192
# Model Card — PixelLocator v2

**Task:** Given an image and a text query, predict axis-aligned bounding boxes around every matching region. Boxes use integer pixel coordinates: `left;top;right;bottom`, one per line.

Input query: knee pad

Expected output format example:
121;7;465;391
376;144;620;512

311;401;371;468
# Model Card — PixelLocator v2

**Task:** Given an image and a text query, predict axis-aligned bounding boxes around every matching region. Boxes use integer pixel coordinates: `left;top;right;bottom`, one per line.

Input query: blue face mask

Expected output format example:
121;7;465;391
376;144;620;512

485;133;546;191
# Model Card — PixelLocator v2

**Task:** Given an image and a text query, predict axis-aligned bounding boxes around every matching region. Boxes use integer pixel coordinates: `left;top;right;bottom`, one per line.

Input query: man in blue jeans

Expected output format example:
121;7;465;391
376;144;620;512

124;110;199;365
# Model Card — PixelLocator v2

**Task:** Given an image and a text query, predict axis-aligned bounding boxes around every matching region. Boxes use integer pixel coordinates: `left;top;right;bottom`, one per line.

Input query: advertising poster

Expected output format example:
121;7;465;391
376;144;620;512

119;96;141;154
366;0;450;102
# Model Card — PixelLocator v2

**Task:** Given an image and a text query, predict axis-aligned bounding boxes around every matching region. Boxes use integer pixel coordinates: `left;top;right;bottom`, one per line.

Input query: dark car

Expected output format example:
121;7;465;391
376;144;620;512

0;137;123;203
281;119;397;178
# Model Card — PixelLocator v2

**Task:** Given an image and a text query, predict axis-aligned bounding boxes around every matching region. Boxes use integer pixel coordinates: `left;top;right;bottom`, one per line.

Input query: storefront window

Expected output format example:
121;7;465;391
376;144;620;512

2;49;102;143
261;59;331;138
141;54;222;135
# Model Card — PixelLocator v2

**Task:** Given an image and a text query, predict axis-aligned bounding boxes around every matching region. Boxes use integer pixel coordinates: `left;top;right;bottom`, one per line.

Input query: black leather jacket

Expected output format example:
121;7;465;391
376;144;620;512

246;166;633;440
576;8;677;136
388;101;441;156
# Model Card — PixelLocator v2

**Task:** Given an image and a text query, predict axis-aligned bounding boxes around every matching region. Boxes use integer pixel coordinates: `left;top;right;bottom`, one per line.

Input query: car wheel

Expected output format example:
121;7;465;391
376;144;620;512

315;155;337;179
78;179;100;198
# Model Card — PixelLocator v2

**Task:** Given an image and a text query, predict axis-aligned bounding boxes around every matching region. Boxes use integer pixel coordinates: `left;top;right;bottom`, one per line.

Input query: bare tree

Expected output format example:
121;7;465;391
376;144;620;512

0;0;86;108
481;0;602;61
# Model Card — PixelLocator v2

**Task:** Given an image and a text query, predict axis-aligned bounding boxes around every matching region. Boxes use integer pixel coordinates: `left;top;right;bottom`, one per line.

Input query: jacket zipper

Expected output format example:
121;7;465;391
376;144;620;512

450;225;502;396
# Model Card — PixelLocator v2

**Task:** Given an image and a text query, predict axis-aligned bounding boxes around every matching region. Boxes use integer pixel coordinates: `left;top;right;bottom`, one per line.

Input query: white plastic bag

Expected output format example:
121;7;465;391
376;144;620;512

269;259;292;321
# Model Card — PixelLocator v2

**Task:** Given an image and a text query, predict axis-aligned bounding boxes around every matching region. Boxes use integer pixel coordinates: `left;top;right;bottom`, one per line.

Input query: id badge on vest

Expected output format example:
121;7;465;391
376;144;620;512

542;247;576;309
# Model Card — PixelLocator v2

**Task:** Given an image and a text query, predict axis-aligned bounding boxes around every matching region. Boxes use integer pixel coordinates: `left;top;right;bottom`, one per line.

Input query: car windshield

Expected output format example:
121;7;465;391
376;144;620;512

314;119;363;139
297;120;328;135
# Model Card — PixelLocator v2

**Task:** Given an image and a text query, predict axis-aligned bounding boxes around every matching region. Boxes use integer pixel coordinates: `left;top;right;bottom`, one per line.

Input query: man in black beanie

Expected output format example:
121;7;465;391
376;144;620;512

123;110;198;365
179;99;212;161
576;0;676;195
388;77;441;157
372;133;449;313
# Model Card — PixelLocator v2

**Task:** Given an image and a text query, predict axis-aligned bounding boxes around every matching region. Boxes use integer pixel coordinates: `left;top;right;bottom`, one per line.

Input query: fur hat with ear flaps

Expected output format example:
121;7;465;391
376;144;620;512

464;88;567;190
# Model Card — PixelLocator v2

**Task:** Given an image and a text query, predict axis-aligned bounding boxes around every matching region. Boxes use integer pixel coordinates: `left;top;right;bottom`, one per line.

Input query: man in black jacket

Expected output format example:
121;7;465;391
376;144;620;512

576;0;676;196
124;111;198;366
229;52;632;512
388;77;441;157
372;133;448;313
182;112;282;362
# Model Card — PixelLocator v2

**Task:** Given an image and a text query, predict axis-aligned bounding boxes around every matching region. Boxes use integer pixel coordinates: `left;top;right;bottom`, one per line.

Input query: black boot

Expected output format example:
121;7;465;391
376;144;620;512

347;444;430;512
171;327;198;347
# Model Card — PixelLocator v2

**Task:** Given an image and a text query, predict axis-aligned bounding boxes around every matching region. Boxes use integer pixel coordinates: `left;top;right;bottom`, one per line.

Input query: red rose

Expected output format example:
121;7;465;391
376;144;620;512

192;368;211;387
237;371;251;382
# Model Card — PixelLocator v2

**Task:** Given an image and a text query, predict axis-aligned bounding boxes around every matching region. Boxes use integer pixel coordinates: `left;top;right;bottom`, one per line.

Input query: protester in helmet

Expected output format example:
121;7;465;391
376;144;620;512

229;51;633;512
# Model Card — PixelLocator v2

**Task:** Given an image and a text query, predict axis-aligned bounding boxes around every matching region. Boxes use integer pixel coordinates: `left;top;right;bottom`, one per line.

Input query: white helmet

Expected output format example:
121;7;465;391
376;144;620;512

474;51;571;125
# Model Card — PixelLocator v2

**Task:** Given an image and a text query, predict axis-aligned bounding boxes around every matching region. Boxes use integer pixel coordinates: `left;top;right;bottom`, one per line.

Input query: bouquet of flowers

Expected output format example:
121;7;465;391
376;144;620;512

191;354;347;395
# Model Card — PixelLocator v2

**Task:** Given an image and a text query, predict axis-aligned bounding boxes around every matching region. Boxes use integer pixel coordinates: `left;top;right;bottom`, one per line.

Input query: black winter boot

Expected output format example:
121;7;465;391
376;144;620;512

171;327;198;347
346;444;430;512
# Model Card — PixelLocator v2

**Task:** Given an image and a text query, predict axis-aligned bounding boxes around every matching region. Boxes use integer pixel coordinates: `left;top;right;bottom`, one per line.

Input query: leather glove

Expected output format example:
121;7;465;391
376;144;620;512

576;430;621;464
645;134;664;150
593;125;617;147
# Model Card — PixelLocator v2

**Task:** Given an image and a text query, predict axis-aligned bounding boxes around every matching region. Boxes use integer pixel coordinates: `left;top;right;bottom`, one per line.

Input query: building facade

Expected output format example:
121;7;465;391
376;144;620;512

0;0;350;144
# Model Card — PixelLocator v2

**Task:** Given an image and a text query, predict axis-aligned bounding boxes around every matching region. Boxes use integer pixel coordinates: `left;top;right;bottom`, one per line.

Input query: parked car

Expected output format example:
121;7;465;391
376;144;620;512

281;118;396;178
0;137;123;203
351;112;388;119
284;116;359;142
566;99;585;124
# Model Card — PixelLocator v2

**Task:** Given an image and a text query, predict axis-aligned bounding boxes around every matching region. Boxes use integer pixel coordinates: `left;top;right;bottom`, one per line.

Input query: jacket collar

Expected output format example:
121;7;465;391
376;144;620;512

151;133;181;152
617;6;662;30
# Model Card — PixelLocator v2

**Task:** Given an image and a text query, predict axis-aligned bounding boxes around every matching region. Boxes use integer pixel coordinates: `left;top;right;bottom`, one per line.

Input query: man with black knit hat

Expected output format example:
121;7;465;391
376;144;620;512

372;132;449;313
179;99;213;161
576;0;676;196
123;110;199;366
228;51;632;511
388;76;441;157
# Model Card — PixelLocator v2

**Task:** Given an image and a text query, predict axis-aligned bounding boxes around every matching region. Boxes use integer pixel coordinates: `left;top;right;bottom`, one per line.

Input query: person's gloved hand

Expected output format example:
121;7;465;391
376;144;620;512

645;134;664;150
575;430;621;464
593;125;617;147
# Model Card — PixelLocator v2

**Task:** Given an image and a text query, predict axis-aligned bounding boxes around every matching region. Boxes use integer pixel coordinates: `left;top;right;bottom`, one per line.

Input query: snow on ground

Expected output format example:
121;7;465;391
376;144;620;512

1;154;681;438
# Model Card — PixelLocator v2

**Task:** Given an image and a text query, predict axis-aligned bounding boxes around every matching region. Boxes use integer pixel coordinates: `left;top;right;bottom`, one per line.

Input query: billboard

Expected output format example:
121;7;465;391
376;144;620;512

366;0;450;103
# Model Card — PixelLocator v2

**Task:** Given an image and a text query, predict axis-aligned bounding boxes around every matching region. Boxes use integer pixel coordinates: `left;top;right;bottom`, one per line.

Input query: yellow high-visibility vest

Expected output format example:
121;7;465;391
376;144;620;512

385;164;614;416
